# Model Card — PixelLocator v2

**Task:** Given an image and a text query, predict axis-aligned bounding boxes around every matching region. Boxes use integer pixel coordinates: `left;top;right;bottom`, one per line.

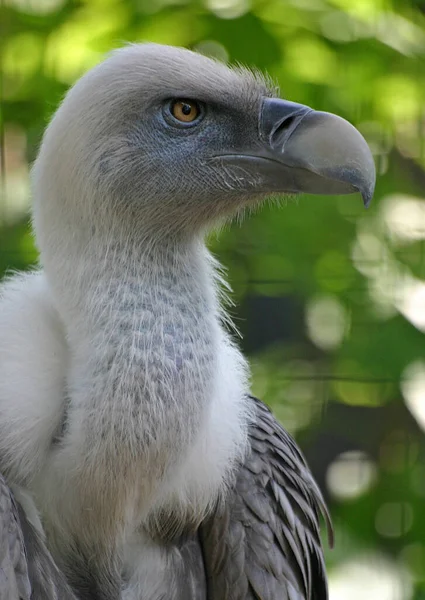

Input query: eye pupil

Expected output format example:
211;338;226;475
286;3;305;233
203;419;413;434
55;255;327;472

169;99;202;124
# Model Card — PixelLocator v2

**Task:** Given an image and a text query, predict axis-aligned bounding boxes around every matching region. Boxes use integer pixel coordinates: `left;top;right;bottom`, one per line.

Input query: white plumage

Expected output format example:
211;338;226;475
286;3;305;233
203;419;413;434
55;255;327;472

0;43;375;599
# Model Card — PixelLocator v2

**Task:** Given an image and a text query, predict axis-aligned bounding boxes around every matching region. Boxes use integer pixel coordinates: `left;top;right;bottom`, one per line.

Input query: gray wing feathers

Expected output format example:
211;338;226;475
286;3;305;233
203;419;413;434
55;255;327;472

172;536;207;600
0;475;31;600
0;475;77;600
16;503;78;600
1;395;330;600
200;396;332;600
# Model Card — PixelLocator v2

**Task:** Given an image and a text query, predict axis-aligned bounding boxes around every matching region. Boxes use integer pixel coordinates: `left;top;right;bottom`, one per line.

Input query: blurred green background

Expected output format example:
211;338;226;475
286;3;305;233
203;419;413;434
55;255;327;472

1;0;425;598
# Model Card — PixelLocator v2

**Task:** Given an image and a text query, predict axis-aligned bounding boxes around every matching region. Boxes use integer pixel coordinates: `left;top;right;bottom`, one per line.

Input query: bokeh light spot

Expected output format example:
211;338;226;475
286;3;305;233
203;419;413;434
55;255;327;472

329;555;412;600
306;295;348;350
401;361;425;431
326;451;377;501
375;502;414;538
205;0;250;19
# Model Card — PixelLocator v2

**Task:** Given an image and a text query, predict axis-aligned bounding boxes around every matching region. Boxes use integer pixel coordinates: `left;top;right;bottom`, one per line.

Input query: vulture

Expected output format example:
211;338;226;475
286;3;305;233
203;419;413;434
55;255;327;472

0;43;375;600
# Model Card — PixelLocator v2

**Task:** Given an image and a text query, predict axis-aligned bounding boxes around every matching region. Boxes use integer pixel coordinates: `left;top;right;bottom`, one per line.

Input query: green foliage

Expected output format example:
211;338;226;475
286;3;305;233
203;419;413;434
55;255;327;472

2;0;425;595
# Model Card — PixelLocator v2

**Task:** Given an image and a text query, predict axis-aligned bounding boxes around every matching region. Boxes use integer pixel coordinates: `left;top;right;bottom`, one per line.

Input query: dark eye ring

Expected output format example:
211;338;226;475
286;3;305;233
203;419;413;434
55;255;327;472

164;99;204;127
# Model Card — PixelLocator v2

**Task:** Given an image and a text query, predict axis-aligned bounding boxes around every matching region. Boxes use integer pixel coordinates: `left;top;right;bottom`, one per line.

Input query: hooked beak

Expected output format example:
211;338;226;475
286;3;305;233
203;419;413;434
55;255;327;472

219;98;376;207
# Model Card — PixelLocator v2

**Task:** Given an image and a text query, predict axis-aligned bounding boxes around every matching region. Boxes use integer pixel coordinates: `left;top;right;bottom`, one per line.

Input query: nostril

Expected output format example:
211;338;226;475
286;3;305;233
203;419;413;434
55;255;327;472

272;115;296;136
260;98;313;151
270;114;303;151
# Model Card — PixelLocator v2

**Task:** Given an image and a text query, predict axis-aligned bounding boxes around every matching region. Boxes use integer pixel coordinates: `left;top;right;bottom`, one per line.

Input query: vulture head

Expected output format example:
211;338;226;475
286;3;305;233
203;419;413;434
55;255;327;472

33;43;375;252
0;43;377;599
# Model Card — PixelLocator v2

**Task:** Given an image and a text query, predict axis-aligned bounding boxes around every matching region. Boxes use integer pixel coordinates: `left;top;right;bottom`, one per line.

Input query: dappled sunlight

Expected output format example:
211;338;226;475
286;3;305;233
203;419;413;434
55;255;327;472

328;0;383;22
379;430;418;475
287;0;326;11
375;12;425;56
3;34;44;79
396;121;425;161
398;278;425;332
194;40;229;61
352;207;425;330
375;502;414;538
0;126;30;223
352;227;390;279
401;361;425;431
381;194;425;245
400;543;425;583
206;0;250;19
306;294;349;350
326;451;377;501
320;11;358;43
329;555;412;600
332;359;392;406
284;37;338;84
367;266;425;329
45;9;123;83
351;226;399;318
5;0;65;14
367;270;401;319
375;75;422;123
250;355;323;434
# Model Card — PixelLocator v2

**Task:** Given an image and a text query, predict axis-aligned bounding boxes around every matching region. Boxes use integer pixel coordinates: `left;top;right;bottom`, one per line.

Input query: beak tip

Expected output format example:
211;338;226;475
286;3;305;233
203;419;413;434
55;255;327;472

359;169;376;208
359;177;375;208
258;98;377;206
363;192;373;208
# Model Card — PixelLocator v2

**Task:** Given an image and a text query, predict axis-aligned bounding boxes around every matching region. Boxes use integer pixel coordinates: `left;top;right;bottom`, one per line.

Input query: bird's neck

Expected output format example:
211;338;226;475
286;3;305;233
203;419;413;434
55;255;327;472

44;231;250;534
56;234;219;353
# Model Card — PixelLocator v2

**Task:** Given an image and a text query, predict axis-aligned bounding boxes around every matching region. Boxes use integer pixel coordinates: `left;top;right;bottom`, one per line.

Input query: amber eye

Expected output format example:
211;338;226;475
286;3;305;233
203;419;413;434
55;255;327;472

169;99;201;123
